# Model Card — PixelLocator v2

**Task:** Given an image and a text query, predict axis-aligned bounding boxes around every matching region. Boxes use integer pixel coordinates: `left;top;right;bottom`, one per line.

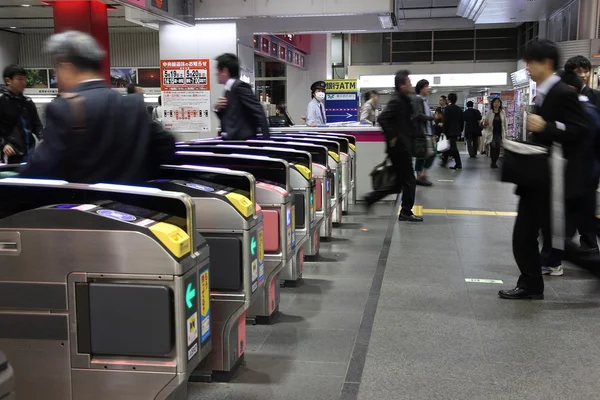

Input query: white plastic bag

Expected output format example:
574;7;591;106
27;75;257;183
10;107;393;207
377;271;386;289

437;134;450;153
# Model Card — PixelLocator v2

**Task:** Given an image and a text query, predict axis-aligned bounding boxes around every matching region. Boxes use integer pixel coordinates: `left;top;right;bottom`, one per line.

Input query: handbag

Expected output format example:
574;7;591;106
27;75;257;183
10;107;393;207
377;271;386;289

501;140;549;188
370;157;396;191
437;134;450;152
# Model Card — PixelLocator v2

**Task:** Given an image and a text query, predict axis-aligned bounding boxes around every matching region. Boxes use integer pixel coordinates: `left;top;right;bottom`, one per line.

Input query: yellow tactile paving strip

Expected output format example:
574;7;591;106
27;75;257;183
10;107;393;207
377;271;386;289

399;205;518;217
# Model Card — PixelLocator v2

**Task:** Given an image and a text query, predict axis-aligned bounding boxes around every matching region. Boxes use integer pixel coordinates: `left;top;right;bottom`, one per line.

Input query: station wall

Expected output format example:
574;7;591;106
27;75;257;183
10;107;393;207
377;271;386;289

0;30;20;75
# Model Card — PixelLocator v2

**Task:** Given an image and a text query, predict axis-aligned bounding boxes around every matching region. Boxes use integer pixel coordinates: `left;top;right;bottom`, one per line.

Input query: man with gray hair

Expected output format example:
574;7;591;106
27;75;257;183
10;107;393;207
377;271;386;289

20;31;175;183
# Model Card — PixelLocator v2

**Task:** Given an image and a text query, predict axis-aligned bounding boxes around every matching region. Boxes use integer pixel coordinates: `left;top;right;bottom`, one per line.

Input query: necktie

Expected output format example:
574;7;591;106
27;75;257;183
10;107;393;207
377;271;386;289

319;103;326;124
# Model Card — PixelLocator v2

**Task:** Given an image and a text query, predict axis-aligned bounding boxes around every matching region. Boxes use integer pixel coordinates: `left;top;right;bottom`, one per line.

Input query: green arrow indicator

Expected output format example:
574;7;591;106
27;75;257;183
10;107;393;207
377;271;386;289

250;237;257;256
186;282;196;309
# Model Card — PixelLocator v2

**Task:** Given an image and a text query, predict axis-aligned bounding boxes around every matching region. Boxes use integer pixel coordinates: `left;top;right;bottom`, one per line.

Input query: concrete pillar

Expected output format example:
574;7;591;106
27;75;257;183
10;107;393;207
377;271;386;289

578;0;598;40
159;22;255;140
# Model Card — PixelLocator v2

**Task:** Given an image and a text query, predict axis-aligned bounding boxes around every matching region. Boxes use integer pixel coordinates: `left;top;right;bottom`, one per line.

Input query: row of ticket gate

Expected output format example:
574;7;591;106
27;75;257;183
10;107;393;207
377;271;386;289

0;132;357;400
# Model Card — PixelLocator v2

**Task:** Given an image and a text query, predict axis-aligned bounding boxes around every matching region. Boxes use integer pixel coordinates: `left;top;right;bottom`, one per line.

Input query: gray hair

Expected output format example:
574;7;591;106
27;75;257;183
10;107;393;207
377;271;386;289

45;31;105;71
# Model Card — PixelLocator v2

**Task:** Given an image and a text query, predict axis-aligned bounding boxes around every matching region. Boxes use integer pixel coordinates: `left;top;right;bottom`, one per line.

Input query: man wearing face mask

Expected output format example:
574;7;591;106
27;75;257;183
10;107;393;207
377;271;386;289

306;81;327;126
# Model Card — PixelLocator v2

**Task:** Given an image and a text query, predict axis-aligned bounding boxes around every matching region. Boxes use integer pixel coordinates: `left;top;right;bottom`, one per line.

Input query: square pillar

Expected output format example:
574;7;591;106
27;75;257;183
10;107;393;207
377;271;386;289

52;0;111;83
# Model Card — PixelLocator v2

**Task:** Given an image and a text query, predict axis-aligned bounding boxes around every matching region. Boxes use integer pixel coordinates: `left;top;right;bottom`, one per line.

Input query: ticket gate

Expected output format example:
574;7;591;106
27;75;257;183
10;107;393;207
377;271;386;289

290;132;357;207
180;144;321;258
266;136;344;225
0;179;210;400
0;352;14;400
185;139;334;240
273;134;351;216
168;152;298;288
147;165;264;379
170;152;301;285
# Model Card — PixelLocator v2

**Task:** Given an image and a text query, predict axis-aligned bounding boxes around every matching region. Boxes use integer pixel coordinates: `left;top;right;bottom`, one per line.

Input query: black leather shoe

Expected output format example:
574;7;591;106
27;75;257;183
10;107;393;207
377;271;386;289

498;287;544;300
449;166;462;170
399;212;424;222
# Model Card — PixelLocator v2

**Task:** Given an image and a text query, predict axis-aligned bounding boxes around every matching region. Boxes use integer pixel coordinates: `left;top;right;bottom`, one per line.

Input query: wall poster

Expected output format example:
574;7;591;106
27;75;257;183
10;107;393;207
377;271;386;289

160;59;211;132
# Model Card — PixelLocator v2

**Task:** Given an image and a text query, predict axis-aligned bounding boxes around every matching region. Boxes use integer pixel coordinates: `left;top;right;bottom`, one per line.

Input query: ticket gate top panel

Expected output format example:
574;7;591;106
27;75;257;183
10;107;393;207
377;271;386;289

150;173;261;231
160;164;255;207
173;151;292;194
276;133;350;155
274;131;356;150
186;139;330;167
0;180;207;278
179;145;313;187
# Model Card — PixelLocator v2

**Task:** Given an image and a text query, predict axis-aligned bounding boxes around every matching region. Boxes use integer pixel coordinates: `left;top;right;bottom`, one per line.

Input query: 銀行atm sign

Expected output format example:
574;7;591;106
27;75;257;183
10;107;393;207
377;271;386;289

325;79;359;123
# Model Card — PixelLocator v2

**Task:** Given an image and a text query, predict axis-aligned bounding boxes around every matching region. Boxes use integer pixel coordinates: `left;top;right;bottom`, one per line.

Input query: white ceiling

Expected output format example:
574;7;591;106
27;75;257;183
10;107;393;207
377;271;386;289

396;0;461;19
467;0;572;24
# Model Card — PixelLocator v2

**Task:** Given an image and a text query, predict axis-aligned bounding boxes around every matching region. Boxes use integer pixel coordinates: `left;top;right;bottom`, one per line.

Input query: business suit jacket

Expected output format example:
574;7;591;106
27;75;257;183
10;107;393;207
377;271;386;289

20;80;175;184
217;79;270;140
531;80;588;198
378;91;416;155
411;95;434;137
463;107;482;137
443;104;464;138
582;86;600;109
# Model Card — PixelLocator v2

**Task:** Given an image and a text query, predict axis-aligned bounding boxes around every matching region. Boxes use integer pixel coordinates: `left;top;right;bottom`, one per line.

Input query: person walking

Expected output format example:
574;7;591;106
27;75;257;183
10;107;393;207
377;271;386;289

0;64;43;164
413;79;436;186
499;40;587;300
463;101;482;158
482;98;507;169
360;90;379;125
364;70;423;222
19;31;175;183
214;53;270;140
440;93;464;169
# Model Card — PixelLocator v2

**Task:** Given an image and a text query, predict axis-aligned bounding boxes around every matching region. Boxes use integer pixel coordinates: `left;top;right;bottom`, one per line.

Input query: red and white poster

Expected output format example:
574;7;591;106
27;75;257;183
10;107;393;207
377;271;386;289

159;59;211;132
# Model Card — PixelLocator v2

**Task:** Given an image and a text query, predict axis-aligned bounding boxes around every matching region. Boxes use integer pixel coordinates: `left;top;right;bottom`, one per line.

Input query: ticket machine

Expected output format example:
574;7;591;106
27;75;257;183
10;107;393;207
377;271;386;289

0;352;14;399
292;132;357;206
265;136;344;225
167;155;296;311
273;134;351;215
170;153;300;285
147;165;264;379
0;179;210;400
180;144;320;258
185;139;334;241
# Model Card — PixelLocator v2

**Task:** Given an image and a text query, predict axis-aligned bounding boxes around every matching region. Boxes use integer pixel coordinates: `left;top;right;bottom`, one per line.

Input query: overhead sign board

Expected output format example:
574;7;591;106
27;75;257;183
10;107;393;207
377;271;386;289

113;0;192;26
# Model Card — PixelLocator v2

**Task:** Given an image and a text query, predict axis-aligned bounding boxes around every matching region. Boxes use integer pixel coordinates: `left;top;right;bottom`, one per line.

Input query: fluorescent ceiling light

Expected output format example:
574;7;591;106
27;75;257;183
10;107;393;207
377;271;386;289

22;4;31;6
195;16;247;20
378;14;394;29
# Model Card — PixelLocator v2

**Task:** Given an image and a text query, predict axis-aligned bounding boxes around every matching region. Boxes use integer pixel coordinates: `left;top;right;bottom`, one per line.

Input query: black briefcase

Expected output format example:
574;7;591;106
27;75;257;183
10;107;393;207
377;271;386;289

370;158;396;192
501;140;550;189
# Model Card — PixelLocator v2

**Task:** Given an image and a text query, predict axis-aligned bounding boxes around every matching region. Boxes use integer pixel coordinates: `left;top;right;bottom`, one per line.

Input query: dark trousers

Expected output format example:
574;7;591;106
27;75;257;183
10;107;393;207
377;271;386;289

490;135;502;166
365;149;416;213
579;173;599;249
513;188;552;293
441;136;462;167
540;198;583;267
466;135;479;157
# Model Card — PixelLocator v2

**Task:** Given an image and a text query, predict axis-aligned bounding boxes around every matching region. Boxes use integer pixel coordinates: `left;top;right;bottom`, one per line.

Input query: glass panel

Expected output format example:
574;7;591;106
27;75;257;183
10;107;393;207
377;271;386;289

392;40;432;52
392;31;432;41
434;38;474;51
351;33;384;64
255;80;286;106
391;52;431;63
435;30;474;39
432;51;473;62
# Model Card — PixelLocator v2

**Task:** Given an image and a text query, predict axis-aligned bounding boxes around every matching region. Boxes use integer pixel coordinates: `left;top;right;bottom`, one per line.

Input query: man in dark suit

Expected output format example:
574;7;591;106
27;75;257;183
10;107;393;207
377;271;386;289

214;53;270;140
19;31;175;184
440;93;464;169
463;101;482;158
499;40;588;300
564;55;600;108
364;70;422;222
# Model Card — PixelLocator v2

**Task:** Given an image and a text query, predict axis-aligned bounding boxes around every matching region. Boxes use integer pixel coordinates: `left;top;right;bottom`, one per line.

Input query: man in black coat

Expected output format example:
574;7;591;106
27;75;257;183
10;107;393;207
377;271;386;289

215;53;270;140
0;64;43;164
564;55;600;109
440;93;464;169
499;40;588;300
19;31;175;184
364;70;422;222
463;101;482;158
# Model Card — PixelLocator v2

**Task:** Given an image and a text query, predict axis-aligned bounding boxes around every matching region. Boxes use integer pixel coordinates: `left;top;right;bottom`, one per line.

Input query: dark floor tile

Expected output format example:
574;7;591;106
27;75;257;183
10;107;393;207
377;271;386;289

259;327;357;363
